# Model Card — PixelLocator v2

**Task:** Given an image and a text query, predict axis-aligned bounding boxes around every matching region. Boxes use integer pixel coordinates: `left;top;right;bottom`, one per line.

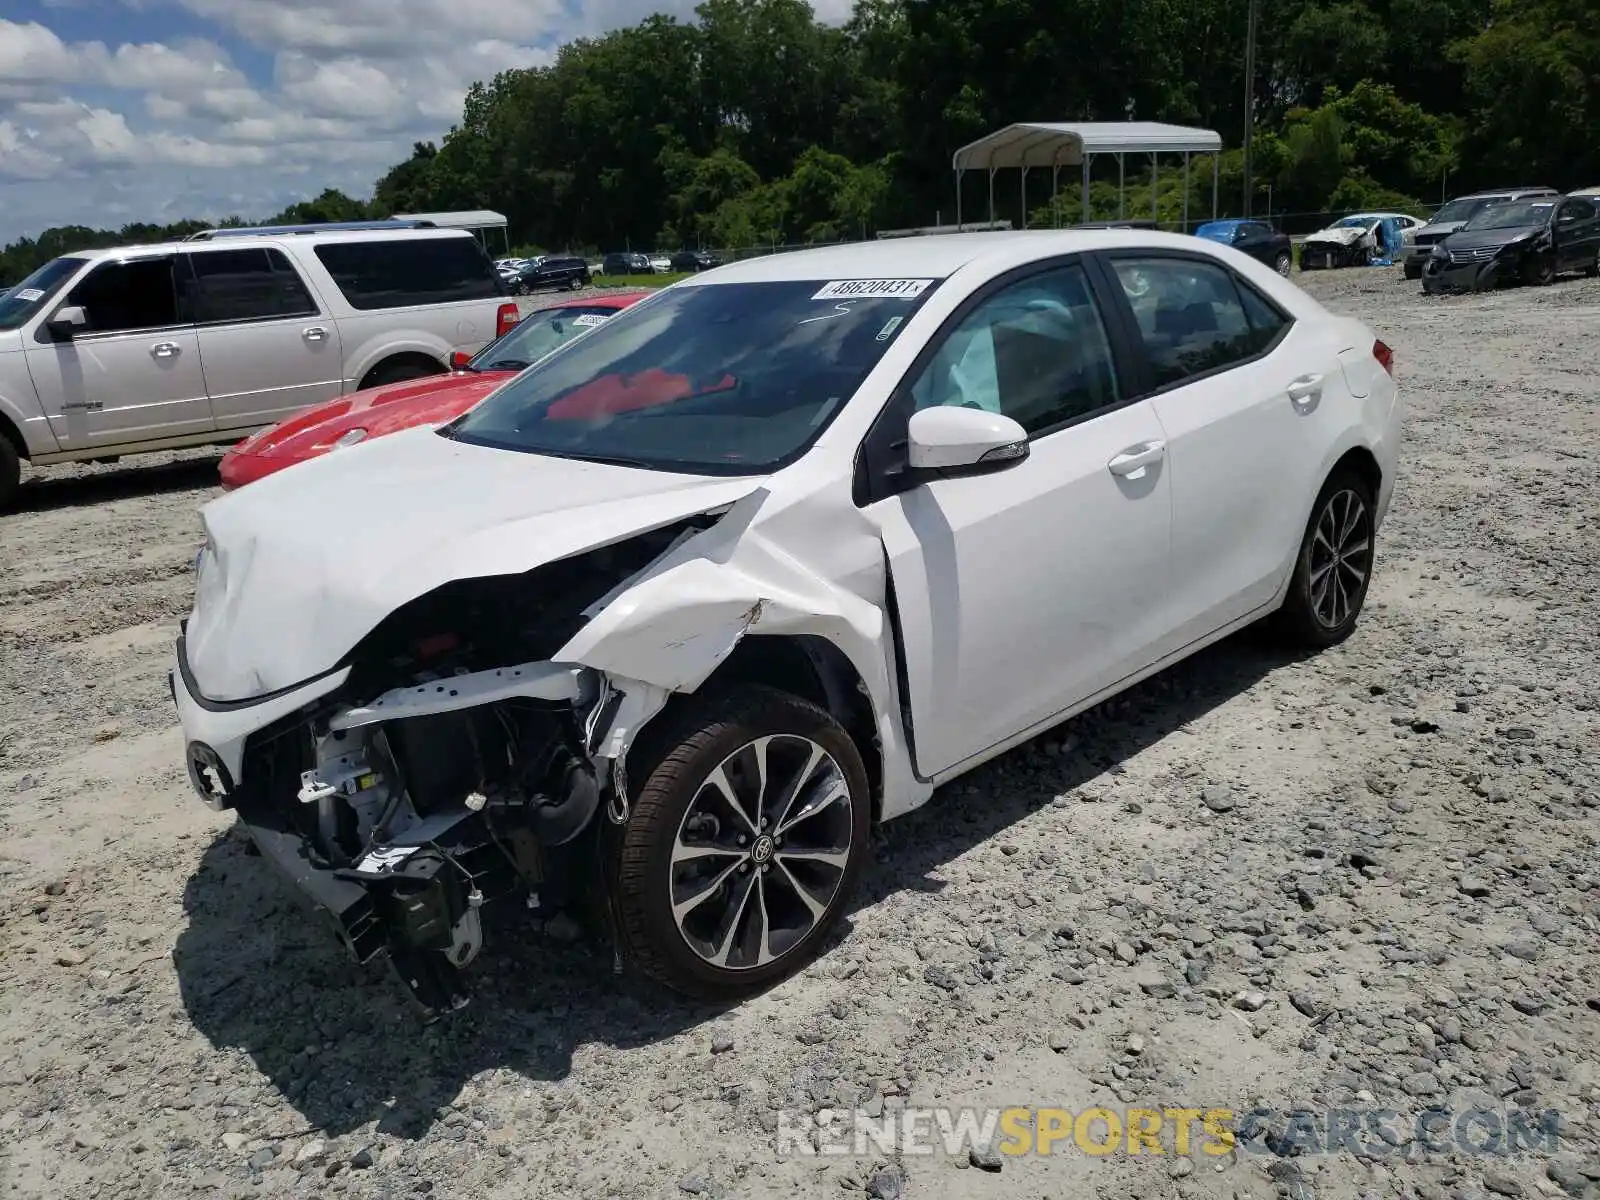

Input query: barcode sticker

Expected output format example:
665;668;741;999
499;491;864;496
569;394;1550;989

811;279;933;301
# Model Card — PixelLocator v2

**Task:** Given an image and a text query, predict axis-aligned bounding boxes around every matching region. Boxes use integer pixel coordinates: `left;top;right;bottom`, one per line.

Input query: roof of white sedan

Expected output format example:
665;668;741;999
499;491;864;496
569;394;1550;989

694;228;1224;284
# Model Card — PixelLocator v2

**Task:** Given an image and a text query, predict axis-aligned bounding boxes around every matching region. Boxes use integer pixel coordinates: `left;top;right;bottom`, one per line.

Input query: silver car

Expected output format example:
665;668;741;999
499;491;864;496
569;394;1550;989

0;225;519;509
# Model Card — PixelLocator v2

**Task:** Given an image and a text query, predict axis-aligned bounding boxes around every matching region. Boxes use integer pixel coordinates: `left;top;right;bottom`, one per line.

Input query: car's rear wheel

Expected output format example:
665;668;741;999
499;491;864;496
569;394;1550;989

1274;251;1292;276
613;685;870;1000
361;357;443;389
1273;469;1376;649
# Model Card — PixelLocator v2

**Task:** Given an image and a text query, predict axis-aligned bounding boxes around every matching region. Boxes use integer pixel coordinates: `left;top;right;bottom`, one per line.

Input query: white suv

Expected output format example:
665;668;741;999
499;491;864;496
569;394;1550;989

0;225;519;509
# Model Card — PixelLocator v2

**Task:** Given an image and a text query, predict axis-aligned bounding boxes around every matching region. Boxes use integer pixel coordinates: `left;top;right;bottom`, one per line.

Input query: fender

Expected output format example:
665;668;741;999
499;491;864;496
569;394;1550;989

342;335;454;392
557;487;933;819
0;357;58;455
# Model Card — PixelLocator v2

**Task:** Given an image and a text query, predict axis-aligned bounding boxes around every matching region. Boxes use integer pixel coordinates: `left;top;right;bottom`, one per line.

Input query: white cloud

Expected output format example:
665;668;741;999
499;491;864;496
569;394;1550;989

0;0;847;243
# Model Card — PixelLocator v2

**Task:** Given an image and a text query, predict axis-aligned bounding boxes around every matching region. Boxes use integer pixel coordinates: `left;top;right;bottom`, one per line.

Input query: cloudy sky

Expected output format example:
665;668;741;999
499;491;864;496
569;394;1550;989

0;0;849;245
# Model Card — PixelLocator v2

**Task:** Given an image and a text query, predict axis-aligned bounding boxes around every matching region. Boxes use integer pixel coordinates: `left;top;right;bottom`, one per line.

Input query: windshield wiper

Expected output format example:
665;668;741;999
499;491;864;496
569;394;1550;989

482;359;529;372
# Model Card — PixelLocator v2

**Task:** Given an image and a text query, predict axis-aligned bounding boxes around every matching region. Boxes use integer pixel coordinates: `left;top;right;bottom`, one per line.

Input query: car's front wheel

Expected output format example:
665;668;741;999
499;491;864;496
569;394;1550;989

1273;469;1376;648
614;685;870;1000
0;435;20;512
1403;261;1423;280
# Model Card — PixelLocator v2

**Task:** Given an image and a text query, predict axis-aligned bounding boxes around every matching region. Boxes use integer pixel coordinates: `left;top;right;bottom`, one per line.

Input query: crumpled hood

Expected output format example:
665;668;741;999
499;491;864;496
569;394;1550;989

185;425;764;701
1306;226;1366;246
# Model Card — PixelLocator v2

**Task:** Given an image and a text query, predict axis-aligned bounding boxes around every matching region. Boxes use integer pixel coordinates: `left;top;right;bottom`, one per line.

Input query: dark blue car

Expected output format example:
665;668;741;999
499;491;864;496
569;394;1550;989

1194;219;1294;276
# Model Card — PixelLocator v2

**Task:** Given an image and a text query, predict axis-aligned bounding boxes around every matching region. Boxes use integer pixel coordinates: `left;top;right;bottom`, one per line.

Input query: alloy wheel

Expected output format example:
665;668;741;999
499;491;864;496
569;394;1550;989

1307;488;1371;629
668;734;853;971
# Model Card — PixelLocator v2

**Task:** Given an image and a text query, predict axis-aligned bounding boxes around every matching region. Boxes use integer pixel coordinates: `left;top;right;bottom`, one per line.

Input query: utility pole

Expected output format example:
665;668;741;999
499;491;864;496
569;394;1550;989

1241;0;1259;217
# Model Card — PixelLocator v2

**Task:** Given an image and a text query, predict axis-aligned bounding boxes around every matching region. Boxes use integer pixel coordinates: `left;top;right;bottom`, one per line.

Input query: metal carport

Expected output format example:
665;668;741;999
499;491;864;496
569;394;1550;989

950;122;1224;232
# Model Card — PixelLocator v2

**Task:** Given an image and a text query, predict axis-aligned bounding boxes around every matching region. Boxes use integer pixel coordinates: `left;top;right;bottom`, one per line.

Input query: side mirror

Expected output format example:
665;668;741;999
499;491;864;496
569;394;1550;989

449;350;473;370
906;407;1029;476
46;305;88;340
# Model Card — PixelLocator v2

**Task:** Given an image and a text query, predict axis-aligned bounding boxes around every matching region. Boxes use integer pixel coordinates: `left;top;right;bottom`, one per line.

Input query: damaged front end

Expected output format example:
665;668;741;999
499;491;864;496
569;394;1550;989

172;517;711;1019
1299;230;1370;270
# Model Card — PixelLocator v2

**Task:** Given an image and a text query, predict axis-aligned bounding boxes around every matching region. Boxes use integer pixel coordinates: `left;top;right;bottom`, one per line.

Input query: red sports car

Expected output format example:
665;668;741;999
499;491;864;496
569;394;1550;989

218;291;653;489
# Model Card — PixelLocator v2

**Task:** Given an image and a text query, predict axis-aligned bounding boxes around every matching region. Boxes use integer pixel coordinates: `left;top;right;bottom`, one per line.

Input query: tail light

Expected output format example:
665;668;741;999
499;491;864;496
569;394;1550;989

1372;338;1394;376
495;302;520;338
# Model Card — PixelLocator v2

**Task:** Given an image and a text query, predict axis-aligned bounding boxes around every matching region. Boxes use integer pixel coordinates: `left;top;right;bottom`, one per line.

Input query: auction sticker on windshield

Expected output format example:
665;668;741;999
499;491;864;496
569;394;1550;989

572;314;611;327
812;279;934;300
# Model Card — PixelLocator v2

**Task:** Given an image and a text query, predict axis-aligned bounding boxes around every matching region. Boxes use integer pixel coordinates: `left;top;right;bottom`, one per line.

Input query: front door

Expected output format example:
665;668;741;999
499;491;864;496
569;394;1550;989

1553;199;1600;272
24;255;212;449
866;260;1173;779
183;246;344;430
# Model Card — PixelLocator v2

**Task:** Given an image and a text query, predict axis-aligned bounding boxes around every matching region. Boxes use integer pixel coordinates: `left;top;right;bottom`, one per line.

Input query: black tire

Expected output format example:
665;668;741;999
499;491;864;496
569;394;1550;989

361;358;442;390
1274;251;1293;276
0;435;19;513
1272;468;1377;649
1585;249;1599;279
1403;261;1422;280
1523;253;1555;286
614;684;871;1000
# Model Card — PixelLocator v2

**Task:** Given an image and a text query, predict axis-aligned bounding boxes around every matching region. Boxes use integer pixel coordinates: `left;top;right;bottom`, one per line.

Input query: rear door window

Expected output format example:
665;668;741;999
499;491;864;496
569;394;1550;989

1109;256;1280;390
313;236;502;310
185;247;319;324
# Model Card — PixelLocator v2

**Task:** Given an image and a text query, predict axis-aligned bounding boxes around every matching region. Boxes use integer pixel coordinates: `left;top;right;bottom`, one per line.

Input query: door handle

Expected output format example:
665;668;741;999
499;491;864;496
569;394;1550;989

1286;374;1323;405
1107;440;1166;477
150;341;181;359
302;326;329;342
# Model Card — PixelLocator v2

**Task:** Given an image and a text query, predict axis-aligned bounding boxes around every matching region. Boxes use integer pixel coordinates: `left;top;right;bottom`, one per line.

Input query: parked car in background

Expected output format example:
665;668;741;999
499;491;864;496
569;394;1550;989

512;255;589;294
603;252;654;276
0;226;516;510
1421;195;1600;293
669;249;724;273
172;229;1401;1017
1193;219;1294;275
218;291;651;488
649;255;673;273
1301;212;1425;269
1402;187;1558;279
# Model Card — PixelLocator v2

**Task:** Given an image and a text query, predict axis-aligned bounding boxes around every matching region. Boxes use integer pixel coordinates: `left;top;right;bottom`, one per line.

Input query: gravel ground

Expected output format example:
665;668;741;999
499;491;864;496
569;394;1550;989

1;266;1598;1200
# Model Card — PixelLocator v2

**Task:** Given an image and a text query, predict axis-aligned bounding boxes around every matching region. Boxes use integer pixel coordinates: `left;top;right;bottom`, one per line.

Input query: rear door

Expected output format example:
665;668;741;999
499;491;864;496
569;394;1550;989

184;245;344;430
23;254;213;449
1096;251;1340;650
1231;221;1277;266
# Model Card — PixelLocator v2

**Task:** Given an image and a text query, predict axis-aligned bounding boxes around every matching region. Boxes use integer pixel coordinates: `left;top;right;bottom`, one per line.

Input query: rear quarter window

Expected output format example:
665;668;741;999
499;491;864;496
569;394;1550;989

312;236;503;311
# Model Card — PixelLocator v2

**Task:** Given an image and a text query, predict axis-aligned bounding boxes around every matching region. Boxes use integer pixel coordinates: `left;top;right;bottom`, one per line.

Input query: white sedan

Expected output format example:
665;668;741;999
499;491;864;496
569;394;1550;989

171;230;1403;1017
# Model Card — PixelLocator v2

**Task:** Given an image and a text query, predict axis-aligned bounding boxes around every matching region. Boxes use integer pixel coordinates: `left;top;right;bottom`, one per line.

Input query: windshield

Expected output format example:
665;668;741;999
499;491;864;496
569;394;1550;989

0;257;87;331
1464;201;1554;231
1331;216;1374;229
472;304;622;372
447;277;939;474
1432;197;1499;225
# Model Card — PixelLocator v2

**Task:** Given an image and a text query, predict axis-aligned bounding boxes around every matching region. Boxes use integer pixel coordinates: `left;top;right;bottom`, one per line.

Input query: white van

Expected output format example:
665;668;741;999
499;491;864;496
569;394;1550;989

0;225;521;509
